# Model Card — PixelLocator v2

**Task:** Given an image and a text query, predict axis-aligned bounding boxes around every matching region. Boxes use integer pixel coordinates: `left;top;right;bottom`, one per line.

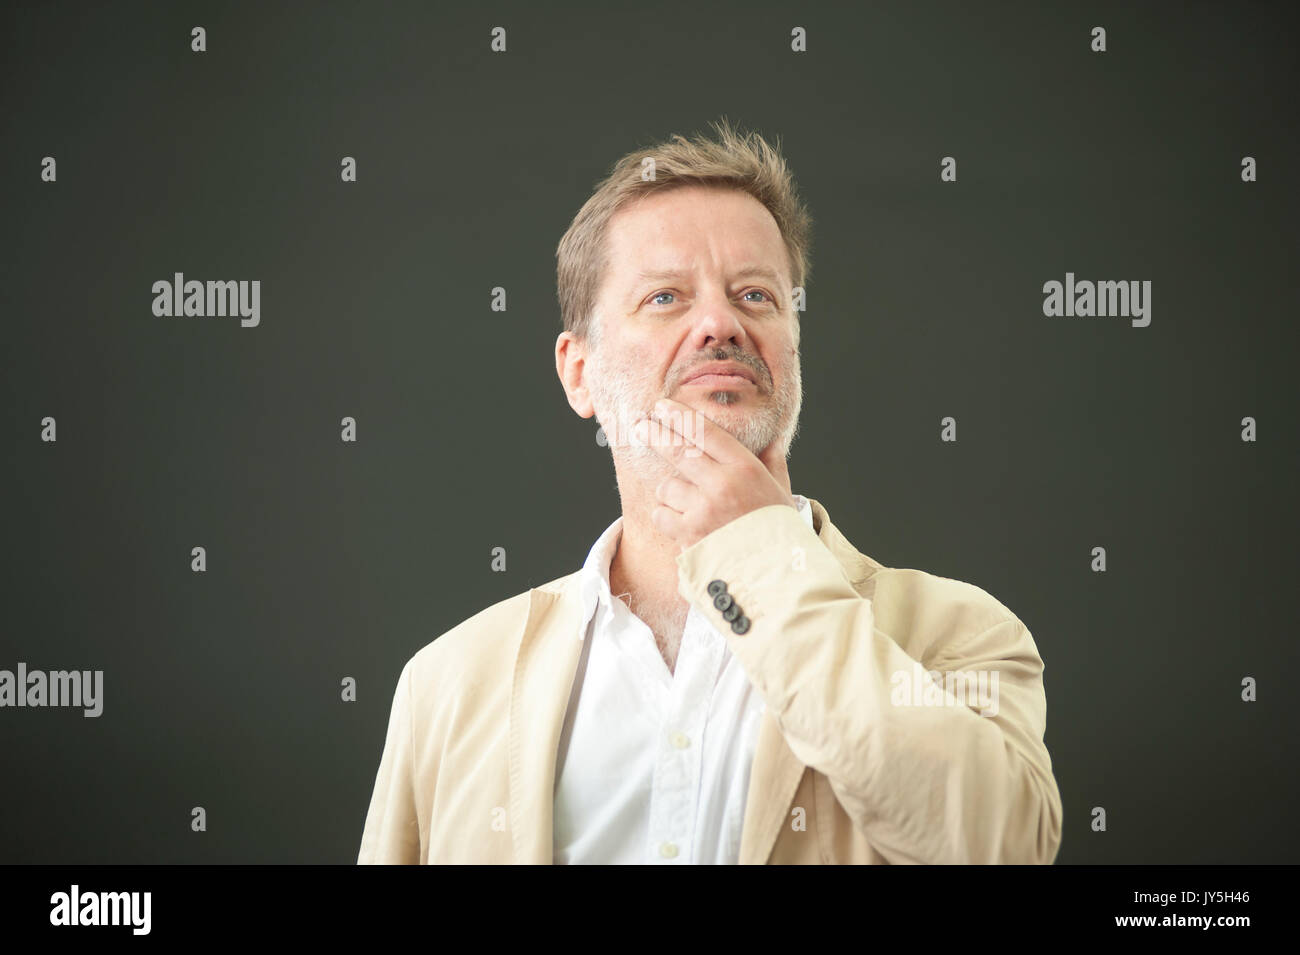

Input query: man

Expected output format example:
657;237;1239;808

358;119;1063;864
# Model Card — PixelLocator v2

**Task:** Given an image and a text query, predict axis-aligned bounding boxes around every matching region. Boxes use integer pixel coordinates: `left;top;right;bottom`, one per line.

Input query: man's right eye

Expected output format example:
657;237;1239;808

649;291;675;306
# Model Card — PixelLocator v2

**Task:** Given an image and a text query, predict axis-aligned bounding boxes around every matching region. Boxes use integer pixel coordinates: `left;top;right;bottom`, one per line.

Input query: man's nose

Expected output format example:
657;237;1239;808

687;294;749;349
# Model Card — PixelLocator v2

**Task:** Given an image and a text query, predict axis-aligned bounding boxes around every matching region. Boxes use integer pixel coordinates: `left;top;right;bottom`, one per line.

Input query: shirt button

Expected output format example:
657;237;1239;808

659;841;679;859
670;731;690;749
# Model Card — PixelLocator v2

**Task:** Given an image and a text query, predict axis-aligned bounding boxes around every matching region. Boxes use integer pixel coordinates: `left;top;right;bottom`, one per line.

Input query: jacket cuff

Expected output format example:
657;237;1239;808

674;504;866;675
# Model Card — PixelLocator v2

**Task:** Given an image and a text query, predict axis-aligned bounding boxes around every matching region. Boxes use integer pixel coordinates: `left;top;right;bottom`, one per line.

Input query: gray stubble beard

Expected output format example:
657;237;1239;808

585;333;804;479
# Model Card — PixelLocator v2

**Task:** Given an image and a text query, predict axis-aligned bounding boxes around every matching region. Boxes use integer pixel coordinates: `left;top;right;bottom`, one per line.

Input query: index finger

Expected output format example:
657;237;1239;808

650;398;751;466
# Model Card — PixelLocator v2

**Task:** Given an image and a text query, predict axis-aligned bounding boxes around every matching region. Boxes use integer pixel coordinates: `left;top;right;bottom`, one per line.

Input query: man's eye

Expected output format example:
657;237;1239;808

742;289;771;303
650;291;675;306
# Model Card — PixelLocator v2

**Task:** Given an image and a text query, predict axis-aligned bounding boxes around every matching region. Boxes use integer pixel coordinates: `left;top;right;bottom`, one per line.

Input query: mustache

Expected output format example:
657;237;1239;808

668;347;771;393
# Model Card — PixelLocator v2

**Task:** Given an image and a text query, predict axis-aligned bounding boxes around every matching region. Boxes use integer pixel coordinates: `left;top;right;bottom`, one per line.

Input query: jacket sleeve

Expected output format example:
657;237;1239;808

357;659;422;864
675;504;1063;864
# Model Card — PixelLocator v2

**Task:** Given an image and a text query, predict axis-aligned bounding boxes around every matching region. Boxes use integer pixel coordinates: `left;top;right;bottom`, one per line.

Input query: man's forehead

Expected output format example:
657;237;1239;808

607;219;787;276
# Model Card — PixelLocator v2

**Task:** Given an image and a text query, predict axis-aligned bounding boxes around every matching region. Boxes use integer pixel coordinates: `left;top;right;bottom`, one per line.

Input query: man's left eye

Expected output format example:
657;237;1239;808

742;290;770;303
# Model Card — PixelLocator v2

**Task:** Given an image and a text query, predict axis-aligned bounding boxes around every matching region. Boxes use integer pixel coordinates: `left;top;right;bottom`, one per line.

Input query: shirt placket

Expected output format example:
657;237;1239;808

645;609;724;863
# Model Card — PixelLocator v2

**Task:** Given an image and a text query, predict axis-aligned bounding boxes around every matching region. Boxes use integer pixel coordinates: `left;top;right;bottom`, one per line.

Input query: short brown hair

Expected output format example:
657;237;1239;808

555;117;813;342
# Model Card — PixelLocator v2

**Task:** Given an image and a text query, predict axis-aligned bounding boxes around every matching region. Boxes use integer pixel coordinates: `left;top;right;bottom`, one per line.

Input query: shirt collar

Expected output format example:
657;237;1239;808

577;493;814;635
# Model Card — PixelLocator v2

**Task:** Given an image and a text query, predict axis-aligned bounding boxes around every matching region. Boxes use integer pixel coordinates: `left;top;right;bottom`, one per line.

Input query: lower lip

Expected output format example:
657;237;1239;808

683;374;754;388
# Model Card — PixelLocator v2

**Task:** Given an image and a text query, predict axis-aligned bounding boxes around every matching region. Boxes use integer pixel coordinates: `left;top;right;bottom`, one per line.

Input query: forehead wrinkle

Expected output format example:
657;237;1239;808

632;264;784;284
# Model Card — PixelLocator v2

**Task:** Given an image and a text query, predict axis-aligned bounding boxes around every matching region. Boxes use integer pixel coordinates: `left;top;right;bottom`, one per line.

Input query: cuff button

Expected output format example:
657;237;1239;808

731;615;750;635
707;579;728;597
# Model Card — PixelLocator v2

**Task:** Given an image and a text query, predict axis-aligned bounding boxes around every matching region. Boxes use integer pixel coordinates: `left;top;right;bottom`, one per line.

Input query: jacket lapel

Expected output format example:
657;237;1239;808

507;576;585;864
737;707;810;863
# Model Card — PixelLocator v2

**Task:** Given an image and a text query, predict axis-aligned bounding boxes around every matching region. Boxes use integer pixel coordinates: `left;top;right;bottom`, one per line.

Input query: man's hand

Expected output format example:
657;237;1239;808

633;397;797;551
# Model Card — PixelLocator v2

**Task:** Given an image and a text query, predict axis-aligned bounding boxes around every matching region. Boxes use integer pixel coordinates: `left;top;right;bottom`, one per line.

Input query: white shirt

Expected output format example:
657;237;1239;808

552;494;816;864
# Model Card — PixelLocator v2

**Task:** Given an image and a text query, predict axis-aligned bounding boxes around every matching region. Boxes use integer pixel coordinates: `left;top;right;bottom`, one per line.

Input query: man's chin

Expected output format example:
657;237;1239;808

691;400;767;433
674;391;757;420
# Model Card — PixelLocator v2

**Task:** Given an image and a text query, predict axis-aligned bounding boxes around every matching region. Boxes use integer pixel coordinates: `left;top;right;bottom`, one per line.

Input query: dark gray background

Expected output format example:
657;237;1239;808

2;0;1296;863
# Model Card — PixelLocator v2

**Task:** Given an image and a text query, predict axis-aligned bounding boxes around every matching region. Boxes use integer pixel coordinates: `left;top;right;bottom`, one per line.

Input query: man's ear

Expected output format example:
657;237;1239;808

555;330;595;418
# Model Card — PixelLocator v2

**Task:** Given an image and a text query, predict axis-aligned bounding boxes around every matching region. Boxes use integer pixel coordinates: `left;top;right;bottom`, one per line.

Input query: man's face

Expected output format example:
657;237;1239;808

582;185;803;469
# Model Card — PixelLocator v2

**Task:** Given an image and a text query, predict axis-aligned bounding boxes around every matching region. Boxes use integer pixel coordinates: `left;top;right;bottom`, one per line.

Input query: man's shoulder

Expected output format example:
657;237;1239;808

865;562;1029;659
818;500;1025;642
402;569;580;686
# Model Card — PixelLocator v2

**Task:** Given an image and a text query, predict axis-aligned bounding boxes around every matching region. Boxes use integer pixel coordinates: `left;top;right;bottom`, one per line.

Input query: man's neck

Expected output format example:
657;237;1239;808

607;457;692;672
609;451;691;586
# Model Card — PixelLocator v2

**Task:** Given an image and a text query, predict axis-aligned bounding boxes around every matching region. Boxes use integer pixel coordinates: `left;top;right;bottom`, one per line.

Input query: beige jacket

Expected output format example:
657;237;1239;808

358;498;1063;864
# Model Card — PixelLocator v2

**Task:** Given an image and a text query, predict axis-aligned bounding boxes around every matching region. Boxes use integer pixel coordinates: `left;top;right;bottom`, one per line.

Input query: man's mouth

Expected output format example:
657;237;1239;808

679;361;759;388
682;373;754;388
